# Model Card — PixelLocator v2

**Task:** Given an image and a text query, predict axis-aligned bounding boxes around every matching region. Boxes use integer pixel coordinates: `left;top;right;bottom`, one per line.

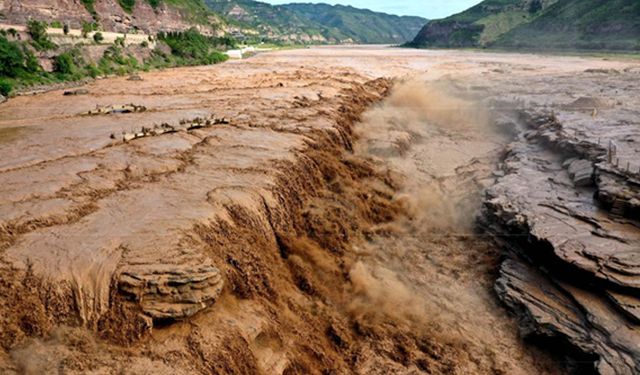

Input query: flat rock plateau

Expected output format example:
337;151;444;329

0;46;638;374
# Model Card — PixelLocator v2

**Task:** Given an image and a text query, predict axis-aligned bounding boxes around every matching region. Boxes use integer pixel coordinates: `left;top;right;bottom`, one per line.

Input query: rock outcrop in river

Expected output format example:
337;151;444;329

484;93;640;373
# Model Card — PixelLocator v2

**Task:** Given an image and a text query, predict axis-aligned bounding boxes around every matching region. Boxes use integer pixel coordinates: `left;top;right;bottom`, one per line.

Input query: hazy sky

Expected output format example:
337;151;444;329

262;0;482;19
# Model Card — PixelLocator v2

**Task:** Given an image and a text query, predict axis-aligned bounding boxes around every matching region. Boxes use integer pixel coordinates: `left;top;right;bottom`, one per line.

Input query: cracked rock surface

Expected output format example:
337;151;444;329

483;69;640;374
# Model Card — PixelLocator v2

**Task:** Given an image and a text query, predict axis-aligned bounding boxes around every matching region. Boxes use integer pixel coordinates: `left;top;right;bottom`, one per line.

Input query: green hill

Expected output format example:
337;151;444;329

205;0;324;42
205;0;427;44
409;0;558;48
495;0;640;51
410;0;640;51
283;3;426;44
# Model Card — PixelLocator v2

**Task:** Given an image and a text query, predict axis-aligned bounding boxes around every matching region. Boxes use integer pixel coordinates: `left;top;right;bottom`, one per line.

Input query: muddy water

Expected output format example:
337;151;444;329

1;46;638;374
351;79;562;374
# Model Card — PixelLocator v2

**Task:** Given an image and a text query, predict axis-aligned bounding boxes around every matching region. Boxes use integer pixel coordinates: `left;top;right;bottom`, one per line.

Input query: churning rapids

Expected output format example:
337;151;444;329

1;46;639;374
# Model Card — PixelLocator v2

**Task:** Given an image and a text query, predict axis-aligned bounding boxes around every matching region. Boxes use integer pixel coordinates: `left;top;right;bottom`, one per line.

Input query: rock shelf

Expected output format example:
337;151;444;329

485;107;640;374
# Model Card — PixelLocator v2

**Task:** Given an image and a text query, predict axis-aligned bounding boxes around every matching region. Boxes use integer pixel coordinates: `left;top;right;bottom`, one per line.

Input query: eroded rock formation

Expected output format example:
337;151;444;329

0;0;214;33
485;107;640;374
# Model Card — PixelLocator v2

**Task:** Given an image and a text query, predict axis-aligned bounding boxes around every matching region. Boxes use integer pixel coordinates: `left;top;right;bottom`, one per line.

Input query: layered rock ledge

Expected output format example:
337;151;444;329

0;60;391;341
484;107;640;374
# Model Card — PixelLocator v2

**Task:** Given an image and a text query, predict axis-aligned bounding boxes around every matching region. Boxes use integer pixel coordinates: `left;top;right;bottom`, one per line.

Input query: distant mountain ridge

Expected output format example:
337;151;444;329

283;3;426;44
1;0;428;44
205;0;427;44
410;0;640;51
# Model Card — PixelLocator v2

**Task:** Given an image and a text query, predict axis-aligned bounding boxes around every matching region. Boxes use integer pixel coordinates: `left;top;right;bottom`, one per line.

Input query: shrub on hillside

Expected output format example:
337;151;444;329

0;79;12;96
203;51;228;65
0;36;41;79
103;45;126;64
27;20;56;50
118;0;136;13
53;49;84;76
27;20;47;40
157;28;231;66
81;22;98;38
93;32;104;43
54;53;76;75
0;36;25;77
98;57;114;75
529;0;543;14
80;0;98;17
85;64;101;78
24;49;41;73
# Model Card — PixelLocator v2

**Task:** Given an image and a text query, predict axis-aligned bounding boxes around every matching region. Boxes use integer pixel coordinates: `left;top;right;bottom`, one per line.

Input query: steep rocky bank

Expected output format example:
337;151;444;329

0;0;216;33
482;71;640;373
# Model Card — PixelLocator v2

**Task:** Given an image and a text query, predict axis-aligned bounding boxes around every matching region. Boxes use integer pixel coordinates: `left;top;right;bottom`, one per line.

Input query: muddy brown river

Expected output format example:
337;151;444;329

1;46;639;374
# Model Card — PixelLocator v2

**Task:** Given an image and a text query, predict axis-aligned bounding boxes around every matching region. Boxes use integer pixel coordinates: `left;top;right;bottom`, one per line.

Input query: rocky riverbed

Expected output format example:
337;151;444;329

0;46;638;374
483;72;640;374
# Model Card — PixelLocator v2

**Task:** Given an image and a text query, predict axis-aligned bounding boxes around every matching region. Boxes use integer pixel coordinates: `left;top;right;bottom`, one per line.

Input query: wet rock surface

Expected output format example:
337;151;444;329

86;103;147;115
63;89;89;96
483;68;640;373
118;264;223;320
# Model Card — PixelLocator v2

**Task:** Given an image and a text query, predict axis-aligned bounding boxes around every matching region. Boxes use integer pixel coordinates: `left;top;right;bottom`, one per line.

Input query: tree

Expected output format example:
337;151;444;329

27;20;55;50
54;53;75;75
81;22;93;38
27;20;47;41
0;36;25;77
93;32;104;43
0;79;12;96
529;0;543;14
